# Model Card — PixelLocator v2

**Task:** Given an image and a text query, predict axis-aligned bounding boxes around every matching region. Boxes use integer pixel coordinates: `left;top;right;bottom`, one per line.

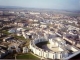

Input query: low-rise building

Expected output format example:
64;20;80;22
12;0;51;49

23;46;28;53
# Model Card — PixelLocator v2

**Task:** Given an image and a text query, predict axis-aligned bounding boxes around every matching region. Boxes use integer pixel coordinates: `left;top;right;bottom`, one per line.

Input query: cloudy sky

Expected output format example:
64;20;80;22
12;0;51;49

0;0;80;10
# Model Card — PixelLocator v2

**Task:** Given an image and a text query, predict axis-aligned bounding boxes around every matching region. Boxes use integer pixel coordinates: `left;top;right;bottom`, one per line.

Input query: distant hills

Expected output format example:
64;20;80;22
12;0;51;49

0;6;23;9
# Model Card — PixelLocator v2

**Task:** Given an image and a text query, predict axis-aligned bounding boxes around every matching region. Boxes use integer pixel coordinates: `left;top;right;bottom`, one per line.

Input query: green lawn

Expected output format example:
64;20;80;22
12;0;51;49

14;35;26;40
16;53;40;60
14;35;30;46
2;30;11;35
14;35;30;41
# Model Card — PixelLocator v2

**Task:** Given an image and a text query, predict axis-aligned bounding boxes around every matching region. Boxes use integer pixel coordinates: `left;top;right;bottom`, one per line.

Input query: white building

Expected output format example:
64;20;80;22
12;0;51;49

23;47;28;53
40;24;47;28
29;37;79;60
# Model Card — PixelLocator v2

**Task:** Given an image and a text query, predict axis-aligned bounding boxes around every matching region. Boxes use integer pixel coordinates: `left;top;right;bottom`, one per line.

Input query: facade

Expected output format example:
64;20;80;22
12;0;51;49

23;47;28;53
29;37;79;60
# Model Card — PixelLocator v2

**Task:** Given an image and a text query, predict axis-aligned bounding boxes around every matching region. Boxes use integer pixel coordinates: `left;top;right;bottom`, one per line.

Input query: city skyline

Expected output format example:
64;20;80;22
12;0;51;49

0;0;80;11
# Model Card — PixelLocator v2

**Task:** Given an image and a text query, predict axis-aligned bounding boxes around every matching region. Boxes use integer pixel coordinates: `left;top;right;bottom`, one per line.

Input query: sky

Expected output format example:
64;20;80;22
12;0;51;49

0;0;80;11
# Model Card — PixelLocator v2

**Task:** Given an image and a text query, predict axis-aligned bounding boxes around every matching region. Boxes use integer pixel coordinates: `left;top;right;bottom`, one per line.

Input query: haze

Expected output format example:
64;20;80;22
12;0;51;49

0;0;80;11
